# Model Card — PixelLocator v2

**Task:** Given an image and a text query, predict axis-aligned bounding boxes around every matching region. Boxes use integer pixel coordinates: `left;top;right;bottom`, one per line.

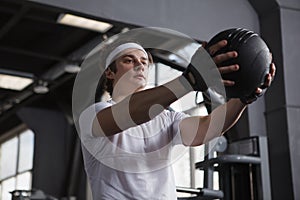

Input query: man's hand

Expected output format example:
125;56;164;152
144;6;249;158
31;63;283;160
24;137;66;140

203;40;239;87
181;39;237;92
240;62;276;104
203;39;276;104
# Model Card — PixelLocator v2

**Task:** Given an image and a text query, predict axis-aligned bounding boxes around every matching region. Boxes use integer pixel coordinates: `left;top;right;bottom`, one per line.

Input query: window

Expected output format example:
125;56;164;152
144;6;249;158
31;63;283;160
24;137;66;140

147;62;214;197
148;61;222;197
0;127;34;200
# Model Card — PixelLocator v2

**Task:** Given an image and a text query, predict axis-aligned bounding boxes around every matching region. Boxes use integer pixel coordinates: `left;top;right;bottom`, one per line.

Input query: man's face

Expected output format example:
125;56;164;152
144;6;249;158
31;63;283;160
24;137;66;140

109;49;150;92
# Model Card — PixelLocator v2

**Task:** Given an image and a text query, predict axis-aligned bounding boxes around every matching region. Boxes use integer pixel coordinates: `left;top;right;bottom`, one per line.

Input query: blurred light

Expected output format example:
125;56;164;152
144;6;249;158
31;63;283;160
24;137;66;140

0;74;33;91
33;85;49;94
33;81;49;94
64;64;81;73
121;27;130;33
57;13;113;33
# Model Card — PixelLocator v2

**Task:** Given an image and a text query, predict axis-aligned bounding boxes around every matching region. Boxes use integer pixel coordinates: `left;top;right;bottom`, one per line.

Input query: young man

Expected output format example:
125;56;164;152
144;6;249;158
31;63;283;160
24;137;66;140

79;40;275;199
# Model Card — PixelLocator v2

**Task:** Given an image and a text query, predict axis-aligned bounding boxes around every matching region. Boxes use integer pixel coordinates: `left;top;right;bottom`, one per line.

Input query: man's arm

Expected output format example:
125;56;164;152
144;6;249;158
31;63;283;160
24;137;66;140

92;40;275;137
93;77;190;136
179;98;246;146
179;63;275;146
92;40;235;137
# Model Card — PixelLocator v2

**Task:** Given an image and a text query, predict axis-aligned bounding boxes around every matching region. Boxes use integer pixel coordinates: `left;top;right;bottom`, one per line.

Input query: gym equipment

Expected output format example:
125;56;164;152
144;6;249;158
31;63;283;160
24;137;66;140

176;136;227;200
205;28;272;98
10;189;58;200
176;186;224;199
177;136;272;200
195;136;272;200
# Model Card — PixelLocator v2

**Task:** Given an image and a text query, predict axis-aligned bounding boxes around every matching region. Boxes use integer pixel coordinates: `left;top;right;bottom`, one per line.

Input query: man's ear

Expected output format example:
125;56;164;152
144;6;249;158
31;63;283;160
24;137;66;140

105;68;115;79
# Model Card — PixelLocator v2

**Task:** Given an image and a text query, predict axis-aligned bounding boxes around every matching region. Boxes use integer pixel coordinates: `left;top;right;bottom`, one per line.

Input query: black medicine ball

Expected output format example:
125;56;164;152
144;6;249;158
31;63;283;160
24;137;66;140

205;28;271;98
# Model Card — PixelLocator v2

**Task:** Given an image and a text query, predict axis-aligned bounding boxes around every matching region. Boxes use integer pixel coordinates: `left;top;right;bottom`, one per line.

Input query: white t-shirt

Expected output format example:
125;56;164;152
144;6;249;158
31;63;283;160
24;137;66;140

79;101;189;200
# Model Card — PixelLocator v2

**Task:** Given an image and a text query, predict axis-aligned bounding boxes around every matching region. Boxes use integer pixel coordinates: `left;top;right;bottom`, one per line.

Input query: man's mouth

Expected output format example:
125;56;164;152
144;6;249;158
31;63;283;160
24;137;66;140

135;74;145;79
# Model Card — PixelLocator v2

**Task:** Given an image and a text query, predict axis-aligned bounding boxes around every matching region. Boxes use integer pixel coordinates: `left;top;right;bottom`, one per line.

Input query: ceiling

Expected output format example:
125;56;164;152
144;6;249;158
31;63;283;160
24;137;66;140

0;0;139;133
0;0;200;134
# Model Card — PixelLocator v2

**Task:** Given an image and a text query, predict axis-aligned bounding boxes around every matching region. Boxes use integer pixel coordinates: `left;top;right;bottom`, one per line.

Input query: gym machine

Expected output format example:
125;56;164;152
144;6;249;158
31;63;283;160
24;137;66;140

10;189;58;200
177;136;272;200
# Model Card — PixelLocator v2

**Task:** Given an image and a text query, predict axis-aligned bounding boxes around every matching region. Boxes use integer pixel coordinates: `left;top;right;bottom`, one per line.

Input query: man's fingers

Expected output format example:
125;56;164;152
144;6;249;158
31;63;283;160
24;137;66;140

261;63;276;88
201;41;208;48
208;40;227;55
213;51;238;64
256;87;263;94
270;63;276;78
218;64;239;74
222;80;235;86
266;74;272;86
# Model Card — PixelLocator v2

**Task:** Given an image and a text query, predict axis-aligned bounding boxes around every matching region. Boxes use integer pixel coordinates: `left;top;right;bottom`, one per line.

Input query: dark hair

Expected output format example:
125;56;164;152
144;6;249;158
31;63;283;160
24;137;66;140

95;51;153;102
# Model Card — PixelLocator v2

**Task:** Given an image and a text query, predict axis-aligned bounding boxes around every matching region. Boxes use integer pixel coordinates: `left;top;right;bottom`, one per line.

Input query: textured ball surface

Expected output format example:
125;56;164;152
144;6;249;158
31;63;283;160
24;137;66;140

206;28;271;98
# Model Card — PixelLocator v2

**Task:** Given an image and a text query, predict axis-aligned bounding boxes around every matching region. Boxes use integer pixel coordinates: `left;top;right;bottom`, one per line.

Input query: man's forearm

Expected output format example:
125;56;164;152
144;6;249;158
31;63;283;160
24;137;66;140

95;76;191;136
221;98;247;133
200;98;246;144
180;98;247;146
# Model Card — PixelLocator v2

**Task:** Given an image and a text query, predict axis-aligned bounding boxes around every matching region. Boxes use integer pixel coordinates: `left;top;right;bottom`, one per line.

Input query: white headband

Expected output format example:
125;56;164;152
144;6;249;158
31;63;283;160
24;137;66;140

105;42;148;69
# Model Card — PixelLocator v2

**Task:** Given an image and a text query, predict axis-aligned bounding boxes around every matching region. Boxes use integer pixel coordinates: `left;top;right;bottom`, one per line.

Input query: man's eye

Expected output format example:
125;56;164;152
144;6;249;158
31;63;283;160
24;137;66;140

124;59;133;63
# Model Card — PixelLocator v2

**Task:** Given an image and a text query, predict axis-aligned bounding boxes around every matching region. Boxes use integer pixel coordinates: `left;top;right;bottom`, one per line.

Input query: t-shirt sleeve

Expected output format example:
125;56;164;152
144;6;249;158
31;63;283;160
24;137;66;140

79;102;112;138
167;110;190;146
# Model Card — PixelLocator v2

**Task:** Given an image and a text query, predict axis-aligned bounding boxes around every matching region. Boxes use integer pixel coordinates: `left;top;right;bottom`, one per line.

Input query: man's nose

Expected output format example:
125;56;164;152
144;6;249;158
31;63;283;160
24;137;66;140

134;60;145;71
